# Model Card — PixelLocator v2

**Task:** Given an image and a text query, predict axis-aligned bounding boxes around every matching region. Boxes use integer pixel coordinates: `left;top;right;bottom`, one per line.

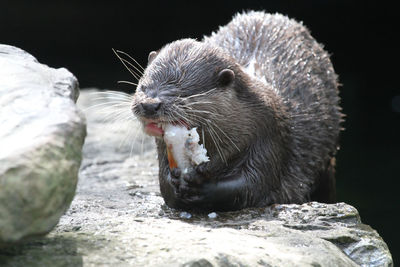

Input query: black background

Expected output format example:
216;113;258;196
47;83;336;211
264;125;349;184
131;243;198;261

2;0;399;262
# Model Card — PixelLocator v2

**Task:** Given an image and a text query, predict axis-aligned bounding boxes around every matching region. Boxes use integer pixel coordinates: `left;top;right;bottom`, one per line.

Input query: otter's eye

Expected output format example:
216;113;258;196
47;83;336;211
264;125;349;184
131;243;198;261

139;85;147;92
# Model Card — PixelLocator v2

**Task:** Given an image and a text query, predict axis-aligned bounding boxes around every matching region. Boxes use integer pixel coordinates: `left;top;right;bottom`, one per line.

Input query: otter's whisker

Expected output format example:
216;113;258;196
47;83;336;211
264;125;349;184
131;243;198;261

185;111;225;162
171;109;195;127
118;57;143;79
84;102;131;114
115;119;142;150
202;127;205;149
92;90;133;97
129;124;144;158
209;120;241;152
91;98;132;104
117;80;138;86
187;106;240;153
181;101;214;106
115;49;145;72
206;122;227;164
90;99;132;105
84;103;127;113
89;93;133;102
184;108;220;116
140;131;145;156
112;48;142;81
180;88;217;100
105;109;134;123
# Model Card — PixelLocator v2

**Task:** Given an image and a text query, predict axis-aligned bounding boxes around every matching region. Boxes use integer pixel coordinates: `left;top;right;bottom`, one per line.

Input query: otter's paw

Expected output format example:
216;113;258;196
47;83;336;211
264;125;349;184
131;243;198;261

182;163;208;185
179;165;210;203
167;167;182;196
179;181;208;204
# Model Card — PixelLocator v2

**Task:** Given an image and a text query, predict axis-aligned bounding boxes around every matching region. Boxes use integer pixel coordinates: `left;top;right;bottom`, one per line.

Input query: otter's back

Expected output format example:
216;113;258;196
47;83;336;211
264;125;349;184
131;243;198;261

205;11;339;113
204;11;342;176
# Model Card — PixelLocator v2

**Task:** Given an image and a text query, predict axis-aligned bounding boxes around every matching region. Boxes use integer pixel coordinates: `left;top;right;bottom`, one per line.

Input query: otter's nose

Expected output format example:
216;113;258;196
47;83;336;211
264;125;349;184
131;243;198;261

140;102;162;116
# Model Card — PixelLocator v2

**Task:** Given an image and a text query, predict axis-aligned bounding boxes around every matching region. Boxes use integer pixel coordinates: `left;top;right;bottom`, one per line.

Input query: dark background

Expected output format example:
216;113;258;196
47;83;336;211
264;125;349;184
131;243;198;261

2;0;399;262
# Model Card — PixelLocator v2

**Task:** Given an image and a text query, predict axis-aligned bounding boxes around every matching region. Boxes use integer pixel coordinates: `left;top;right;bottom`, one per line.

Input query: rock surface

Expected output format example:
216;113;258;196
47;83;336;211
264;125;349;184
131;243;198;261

0;45;86;245
0;89;393;266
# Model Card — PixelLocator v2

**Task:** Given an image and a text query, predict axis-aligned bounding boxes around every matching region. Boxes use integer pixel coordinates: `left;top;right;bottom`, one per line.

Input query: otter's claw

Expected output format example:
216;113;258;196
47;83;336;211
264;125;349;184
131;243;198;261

171;168;181;178
195;162;209;175
168;167;181;192
182;164;208;185
168;165;211;205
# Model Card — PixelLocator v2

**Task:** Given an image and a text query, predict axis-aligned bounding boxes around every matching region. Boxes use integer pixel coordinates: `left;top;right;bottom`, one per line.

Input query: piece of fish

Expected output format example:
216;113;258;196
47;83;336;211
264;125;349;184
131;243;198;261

163;124;209;174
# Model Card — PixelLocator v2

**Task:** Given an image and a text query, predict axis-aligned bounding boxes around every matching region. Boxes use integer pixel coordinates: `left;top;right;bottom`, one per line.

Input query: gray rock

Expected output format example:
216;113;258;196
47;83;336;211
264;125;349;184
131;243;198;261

0;45;86;245
0;89;392;267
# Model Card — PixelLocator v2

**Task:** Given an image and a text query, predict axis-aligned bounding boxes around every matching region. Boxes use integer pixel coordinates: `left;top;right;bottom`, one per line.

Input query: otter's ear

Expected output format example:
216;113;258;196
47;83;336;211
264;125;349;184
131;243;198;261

217;69;235;87
148;51;158;65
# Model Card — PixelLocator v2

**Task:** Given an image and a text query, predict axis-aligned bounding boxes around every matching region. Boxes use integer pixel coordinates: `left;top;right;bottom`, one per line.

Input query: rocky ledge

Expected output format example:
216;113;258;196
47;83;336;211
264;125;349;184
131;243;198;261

0;45;86;247
0;86;393;266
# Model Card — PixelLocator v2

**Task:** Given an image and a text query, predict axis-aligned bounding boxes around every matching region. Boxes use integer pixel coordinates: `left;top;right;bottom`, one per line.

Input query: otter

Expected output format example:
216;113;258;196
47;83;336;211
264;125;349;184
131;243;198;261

130;11;343;211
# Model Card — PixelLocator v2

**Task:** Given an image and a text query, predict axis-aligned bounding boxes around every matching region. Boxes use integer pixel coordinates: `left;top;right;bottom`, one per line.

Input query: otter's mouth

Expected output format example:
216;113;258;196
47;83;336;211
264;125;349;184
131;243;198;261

142;119;189;138
144;121;164;137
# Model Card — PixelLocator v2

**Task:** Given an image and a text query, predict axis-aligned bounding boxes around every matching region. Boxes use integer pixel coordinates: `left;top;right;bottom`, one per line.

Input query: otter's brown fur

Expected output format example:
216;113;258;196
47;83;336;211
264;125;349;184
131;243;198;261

131;11;343;211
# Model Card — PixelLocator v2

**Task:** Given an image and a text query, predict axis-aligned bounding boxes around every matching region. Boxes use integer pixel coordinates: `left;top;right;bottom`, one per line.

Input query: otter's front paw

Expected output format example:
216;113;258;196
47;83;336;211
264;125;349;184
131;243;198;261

182;163;208;185
168;164;211;205
168;167;182;196
179;164;210;203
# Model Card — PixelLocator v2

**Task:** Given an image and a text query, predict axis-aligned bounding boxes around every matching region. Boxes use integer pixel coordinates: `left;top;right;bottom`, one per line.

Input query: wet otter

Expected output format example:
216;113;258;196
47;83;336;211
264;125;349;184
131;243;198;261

130;11;342;211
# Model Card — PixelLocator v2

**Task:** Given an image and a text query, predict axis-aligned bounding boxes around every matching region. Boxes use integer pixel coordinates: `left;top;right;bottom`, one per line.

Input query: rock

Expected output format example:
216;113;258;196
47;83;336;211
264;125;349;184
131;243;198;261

0;45;86;246
265;202;393;267
0;89;392;267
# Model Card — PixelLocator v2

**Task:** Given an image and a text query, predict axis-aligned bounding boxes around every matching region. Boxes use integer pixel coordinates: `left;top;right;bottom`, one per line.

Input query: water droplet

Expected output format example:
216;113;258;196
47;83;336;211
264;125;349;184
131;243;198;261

208;212;218;219
179;211;192;219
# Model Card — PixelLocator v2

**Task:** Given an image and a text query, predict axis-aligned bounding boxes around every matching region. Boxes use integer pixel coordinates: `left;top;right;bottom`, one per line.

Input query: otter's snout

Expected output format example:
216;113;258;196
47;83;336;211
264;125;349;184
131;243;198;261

135;98;163;118
140;102;162;116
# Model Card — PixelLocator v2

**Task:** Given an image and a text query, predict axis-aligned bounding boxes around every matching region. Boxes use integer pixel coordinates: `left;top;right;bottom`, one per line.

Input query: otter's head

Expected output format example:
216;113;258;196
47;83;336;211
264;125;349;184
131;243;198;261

132;39;259;162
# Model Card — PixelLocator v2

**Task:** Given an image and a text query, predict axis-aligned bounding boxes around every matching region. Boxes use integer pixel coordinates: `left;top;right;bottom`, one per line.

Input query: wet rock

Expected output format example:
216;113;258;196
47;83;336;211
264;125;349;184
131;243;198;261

0;45;86;246
0;89;392;266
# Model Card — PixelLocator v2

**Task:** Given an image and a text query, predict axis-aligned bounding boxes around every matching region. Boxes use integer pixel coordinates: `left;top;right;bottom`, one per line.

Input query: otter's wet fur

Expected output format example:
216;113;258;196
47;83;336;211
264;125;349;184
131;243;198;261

131;11;343;211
